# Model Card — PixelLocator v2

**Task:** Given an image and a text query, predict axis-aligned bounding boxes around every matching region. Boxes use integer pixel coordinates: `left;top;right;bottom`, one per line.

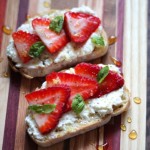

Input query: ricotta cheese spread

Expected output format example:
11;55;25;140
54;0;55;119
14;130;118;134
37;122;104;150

6;6;105;70
25;65;125;140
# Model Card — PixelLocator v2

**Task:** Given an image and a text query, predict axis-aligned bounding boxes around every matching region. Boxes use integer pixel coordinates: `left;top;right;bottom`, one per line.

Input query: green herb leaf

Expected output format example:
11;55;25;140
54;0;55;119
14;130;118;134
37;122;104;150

29;41;46;58
49;16;64;33
97;66;109;83
91;35;105;47
28;104;56;114
71;94;85;115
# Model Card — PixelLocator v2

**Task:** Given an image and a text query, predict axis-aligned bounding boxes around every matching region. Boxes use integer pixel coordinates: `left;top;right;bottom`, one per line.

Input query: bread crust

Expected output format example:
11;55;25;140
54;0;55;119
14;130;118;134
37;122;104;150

7;10;108;78
28;115;111;147
26;86;130;147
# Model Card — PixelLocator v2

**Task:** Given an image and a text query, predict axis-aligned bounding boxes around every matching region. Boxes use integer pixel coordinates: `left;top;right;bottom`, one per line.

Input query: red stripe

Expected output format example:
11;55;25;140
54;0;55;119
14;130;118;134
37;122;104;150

104;120;113;150
103;0;125;150
17;0;29;27
2;71;22;150
0;0;7;51
104;116;121;150
117;0;125;63
110;1;125;149
2;0;38;150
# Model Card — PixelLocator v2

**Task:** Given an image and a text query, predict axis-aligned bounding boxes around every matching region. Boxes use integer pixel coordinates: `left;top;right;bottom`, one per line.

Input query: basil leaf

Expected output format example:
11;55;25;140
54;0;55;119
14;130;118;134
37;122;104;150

49;16;64;33
71;94;85;115
29;41;46;58
91;35;105;47
97;66;109;83
28;104;56;114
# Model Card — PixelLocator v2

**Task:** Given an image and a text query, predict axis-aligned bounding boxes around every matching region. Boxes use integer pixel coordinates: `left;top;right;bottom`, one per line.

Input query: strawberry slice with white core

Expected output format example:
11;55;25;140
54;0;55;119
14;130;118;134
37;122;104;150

12;30;40;63
64;12;100;43
32;18;69;53
25;85;70;134
74;62;124;97
46;72;99;111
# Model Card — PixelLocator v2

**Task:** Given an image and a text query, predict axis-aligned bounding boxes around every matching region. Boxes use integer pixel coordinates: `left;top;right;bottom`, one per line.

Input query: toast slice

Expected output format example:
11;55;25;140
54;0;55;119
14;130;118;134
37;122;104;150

25;65;130;147
7;7;108;79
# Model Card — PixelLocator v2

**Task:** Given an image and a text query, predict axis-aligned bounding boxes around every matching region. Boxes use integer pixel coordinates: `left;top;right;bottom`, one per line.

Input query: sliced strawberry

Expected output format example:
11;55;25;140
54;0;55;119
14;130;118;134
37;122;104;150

75;63;124;97
32;18;69;53
25;85;70;134
94;71;124;97
12;30;40;63
64;12;100;43
75;62;102;80
46;72;98;111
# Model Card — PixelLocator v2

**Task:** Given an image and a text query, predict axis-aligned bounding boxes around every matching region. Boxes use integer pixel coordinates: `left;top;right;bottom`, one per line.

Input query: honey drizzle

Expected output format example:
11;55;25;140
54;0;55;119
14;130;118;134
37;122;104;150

110;56;122;67
133;97;141;104
43;1;50;8
129;130;137;140
127;117;132;123
2;25;12;35
2;72;9;78
26;14;31;20
108;36;117;45
120;124;126;131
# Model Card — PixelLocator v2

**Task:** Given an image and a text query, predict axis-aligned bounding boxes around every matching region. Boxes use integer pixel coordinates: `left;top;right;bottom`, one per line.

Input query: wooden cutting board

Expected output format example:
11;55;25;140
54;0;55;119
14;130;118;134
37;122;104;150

0;0;147;150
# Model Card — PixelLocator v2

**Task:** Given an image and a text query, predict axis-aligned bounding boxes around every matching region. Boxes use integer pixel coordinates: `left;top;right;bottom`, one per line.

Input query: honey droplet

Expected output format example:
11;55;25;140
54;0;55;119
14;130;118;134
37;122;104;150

98;143;108;150
3;72;9;78
110;56;122;67
26;14;31;20
129;130;137;140
2;25;12;35
108;36;117;45
98;146;103;150
127;117;132;123
43;1;50;8
133;97;141;104
0;57;3;63
120;124;126;131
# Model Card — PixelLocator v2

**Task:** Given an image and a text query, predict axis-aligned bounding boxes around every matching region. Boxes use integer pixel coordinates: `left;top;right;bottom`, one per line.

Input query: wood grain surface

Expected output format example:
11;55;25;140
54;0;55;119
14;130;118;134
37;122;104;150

0;0;148;150
121;0;147;150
